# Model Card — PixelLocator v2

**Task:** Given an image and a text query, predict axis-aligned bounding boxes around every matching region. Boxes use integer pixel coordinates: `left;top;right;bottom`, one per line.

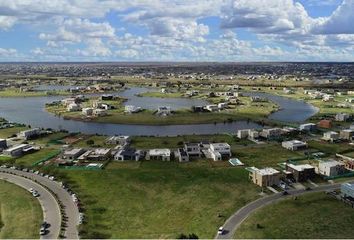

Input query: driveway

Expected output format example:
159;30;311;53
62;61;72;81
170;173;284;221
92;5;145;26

0;172;61;239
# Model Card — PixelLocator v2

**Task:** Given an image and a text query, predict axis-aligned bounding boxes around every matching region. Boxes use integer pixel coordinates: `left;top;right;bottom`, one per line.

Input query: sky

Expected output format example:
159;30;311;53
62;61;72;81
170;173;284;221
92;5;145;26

0;0;353;62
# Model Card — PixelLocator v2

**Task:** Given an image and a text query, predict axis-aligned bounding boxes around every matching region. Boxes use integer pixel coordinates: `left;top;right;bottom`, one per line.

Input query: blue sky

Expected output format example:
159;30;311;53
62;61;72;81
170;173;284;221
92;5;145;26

0;0;353;61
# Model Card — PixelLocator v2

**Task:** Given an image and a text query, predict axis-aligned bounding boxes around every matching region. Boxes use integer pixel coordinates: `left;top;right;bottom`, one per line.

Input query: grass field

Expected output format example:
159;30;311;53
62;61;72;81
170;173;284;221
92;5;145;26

235;192;354;239
0;89;70;98
0;180;42;239
54;161;260;239
0;126;28;139
233;143;302;168
308;140;353;155
15;148;60;166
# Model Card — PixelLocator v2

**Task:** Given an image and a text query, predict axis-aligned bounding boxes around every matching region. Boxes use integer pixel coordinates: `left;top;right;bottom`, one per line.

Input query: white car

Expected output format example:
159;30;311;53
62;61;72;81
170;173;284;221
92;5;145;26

218;226;224;235
32;191;40;197
28;188;35;193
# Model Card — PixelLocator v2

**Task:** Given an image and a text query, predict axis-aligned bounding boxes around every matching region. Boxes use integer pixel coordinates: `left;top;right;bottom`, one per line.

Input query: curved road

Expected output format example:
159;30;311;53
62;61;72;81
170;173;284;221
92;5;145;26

216;182;352;239
0;167;80;239
0;172;61;239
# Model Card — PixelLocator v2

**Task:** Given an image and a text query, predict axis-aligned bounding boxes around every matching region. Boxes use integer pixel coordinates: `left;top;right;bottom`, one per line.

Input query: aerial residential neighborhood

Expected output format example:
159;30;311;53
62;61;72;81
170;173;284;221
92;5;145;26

1;0;354;239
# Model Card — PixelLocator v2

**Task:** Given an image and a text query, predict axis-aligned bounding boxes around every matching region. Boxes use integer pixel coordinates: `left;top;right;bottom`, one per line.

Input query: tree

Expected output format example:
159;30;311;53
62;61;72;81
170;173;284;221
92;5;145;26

86;139;94;145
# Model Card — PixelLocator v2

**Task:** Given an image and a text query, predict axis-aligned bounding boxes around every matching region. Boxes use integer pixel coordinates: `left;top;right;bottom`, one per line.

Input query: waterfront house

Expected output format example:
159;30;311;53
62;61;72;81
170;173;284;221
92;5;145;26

146;149;171;161
18;128;41;140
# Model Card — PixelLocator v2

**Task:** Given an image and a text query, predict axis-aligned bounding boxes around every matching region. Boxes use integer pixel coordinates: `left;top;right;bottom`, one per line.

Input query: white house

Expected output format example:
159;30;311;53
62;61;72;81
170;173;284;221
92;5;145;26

205;105;219;112
318;160;346;177
282;140;308;151
18;128;41;140
335;113;350;122
146;149;171;161
106;135;130;146
208;143;231;161
82;107;93;116
237;129;249;139
157;106;171;116
67;103;81;112
323;131;339;142
299;123;317;132
125;105;142;113
93;108;107;116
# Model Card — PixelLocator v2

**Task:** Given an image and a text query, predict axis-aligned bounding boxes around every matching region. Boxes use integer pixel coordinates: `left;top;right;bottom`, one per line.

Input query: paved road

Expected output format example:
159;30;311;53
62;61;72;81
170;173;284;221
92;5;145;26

215;182;351;239
0;172;61;239
0;168;80;239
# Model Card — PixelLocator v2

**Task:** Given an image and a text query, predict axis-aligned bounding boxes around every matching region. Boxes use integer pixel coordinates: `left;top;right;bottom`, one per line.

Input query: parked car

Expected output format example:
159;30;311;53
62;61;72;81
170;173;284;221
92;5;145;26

218;226;224;235
32;191;40;197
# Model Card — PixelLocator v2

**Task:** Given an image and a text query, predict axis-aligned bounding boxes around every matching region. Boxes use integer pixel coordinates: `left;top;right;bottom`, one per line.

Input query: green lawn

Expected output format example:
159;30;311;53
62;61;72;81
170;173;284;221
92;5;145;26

0;180;42;239
54;161;260;238
308;140;353;155
0;126;28;139
235;192;354;239
15;148;60;166
233;143;302;168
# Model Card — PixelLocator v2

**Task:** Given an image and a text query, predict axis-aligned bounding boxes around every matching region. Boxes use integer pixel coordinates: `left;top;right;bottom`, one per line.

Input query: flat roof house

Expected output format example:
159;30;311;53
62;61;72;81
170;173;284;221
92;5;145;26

323;131;339;142
318;160;346;177
106;135;130;146
341;183;354;199
335;113;351;122
184;142;201;158
176;148;189;162
208;143;231;161
114;148;142;161
3;144;34;157
63;148;86;160
78;148;111;161
282;140;308;151
299;123;317;132
340;129;354;141
286;163;316;182
18;128;41;140
82;107;93;116
146;149;171;161
248;167;281;187
259;128;283;139
0;139;7;151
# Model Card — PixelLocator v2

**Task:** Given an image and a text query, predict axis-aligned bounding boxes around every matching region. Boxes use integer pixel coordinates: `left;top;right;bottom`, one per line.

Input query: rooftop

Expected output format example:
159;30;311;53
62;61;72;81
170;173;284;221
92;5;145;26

149;148;171;156
287;163;314;171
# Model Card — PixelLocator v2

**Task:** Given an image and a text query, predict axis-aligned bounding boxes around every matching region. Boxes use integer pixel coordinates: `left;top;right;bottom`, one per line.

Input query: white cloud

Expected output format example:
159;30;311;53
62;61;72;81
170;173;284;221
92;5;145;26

313;0;354;34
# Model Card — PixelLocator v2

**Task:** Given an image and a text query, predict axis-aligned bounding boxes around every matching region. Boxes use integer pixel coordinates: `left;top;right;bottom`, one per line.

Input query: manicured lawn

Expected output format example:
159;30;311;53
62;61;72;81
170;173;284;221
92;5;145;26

58;161;260;238
235;192;354;239
15;148;60;166
233;143;302;168
308;140;353;155
0;126;28;139
0;180;42;239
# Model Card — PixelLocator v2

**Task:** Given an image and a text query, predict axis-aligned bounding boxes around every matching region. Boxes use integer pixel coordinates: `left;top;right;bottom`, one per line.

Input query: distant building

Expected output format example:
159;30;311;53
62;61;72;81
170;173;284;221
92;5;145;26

259;128;283;139
176;148;189;162
18;128;41;140
318;160;346;177
339;129;354;140
341;183;354;199
3;144;34;157
285;163;316;182
317;120;332;129
82;107;93;116
208;143;231;161
125;105;142;113
205;105;219;112
93;108;107;117
0;139;7;150
78;148;111;161
282;140;308;151
323;131;339;142
106;136;130;146
299;123;317;132
67;103;81;112
248;167;281;187
157;106;171;116
146;149;171;161
63;148;86;160
184;143;201;158
335;113;351;122
114;148;142;161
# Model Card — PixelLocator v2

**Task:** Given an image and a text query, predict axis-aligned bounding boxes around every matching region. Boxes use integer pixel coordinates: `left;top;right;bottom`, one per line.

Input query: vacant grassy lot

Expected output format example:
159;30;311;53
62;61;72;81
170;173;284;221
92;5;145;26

233;143;302;168
58;161;260;238
308;140;353;155
0;180;42;239
15;148;60;166
0;126;28;139
235;192;354;239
